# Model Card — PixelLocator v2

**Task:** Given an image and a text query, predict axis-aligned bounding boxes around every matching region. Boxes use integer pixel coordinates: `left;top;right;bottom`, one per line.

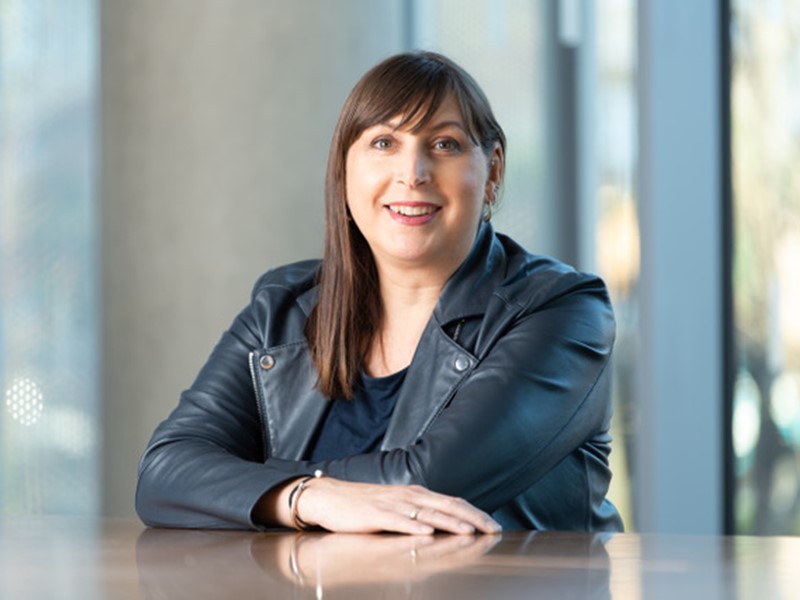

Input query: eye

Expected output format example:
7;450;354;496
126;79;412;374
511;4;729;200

432;138;461;152
370;136;393;150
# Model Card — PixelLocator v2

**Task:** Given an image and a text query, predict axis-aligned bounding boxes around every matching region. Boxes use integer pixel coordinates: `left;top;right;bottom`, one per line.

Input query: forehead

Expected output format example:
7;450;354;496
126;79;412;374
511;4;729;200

384;95;465;131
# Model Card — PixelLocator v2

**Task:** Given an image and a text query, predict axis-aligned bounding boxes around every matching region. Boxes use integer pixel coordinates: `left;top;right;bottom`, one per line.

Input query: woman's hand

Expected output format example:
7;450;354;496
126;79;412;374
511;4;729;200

299;477;502;535
257;476;501;535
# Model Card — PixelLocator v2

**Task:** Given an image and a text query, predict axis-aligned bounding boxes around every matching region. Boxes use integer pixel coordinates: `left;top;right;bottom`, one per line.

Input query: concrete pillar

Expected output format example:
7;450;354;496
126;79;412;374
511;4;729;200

101;0;408;517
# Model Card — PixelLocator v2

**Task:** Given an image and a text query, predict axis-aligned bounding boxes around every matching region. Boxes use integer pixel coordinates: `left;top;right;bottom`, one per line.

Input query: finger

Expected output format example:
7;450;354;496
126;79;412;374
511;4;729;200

389;519;436;536
414;507;476;535
413;494;501;534
373;501;476;537
374;509;435;536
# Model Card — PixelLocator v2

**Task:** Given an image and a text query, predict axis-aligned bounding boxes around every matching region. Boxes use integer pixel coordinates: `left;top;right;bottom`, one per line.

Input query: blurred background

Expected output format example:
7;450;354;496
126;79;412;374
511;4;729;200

1;0;798;536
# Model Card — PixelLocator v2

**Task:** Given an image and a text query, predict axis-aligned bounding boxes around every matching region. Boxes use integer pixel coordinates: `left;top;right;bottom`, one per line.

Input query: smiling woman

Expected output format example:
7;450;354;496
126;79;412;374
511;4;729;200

345;97;501;282
135;52;623;535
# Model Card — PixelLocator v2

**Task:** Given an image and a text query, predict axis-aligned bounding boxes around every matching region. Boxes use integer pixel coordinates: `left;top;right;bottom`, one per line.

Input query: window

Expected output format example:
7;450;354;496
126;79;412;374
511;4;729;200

731;0;800;535
0;0;99;515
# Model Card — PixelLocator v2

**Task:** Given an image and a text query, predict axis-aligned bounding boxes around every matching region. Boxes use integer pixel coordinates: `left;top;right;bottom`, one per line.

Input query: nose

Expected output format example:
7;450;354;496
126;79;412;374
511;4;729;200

395;145;431;188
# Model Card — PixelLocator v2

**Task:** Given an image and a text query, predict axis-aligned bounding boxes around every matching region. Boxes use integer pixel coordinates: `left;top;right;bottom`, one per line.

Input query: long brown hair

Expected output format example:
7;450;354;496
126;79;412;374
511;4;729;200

306;51;506;399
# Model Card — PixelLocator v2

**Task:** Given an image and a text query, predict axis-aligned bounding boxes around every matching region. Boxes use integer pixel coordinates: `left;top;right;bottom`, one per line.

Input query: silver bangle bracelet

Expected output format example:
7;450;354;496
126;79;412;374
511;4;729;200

288;469;324;530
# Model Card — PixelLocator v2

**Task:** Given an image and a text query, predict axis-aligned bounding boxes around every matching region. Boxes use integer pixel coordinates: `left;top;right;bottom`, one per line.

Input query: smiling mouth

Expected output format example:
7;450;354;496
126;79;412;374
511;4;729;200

387;205;439;216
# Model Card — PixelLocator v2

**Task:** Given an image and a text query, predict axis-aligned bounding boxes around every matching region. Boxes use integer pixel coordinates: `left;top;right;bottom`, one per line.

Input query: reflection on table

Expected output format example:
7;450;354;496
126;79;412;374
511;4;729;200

137;527;610;599
1;518;800;599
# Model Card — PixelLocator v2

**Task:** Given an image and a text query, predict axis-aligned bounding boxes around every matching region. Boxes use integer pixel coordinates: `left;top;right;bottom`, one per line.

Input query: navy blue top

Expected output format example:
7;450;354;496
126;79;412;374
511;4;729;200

307;368;407;461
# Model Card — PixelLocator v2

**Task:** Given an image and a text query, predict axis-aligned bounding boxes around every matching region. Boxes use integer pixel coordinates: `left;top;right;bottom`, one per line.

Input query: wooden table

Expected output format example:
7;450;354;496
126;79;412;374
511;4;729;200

1;517;799;598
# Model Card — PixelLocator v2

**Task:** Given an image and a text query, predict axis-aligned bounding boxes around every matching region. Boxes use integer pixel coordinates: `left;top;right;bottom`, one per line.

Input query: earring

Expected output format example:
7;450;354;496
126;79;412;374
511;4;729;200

483;182;501;222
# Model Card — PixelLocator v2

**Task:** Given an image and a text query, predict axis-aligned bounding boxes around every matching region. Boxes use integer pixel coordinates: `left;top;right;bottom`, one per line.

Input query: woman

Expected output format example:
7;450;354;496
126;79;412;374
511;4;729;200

136;51;623;534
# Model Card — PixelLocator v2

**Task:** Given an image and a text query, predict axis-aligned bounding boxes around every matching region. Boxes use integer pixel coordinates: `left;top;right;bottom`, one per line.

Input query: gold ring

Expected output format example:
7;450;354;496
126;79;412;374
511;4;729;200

409;506;421;520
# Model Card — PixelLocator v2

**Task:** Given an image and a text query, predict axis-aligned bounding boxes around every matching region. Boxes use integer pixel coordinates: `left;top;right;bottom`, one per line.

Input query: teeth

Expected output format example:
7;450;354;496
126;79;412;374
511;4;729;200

389;205;437;216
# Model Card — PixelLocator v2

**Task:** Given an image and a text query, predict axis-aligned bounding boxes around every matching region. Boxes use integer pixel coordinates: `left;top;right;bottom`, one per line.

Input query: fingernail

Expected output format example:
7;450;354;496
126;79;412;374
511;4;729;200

460;523;475;534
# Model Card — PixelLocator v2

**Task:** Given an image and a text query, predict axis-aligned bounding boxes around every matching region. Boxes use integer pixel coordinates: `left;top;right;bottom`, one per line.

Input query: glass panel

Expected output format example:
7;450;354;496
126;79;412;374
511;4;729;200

0;0;99;514
731;0;800;534
593;0;638;530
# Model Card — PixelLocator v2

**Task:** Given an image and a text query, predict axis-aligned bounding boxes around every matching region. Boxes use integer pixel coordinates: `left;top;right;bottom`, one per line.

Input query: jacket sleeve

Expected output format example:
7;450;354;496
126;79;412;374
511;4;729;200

307;274;615;514
135;291;315;530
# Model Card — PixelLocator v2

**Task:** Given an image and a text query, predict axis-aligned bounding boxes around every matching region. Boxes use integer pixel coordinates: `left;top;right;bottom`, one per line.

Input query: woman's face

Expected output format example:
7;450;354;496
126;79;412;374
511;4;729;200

345;95;502;279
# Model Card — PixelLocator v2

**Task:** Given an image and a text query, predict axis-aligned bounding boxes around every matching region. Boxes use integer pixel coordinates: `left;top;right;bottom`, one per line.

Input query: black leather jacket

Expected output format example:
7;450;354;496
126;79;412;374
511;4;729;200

136;222;623;531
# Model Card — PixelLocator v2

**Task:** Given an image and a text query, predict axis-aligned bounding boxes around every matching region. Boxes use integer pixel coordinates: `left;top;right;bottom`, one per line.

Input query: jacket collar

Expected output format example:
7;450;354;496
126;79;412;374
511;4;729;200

296;283;319;317
433;221;508;326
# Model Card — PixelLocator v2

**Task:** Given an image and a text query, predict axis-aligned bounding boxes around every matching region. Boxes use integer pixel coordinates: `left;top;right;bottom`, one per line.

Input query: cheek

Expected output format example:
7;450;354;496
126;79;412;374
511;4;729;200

344;155;363;212
455;162;488;204
345;154;380;209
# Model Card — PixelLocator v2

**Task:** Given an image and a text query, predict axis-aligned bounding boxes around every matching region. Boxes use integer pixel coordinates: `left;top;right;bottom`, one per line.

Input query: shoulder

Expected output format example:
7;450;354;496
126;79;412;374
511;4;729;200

441;233;616;366
250;259;321;301
477;234;615;350
437;225;612;337
243;260;322;338
493;233;611;316
229;260;321;348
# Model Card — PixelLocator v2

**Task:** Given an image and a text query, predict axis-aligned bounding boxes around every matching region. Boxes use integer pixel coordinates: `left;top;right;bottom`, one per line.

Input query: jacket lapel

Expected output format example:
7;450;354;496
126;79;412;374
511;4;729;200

251;343;328;460
381;320;478;449
434;221;508;325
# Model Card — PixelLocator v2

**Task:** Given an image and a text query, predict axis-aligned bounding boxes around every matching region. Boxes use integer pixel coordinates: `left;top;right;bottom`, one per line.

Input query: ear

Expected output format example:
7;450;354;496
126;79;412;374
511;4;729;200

485;143;504;200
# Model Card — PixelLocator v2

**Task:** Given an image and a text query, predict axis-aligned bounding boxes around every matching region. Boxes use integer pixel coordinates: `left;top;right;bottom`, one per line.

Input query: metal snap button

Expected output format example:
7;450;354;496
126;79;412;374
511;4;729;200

454;355;471;372
259;354;275;370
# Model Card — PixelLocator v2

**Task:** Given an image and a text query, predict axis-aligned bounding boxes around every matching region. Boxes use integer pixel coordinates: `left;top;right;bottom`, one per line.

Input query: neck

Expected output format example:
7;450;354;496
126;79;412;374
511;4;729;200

364;264;449;377
378;266;447;313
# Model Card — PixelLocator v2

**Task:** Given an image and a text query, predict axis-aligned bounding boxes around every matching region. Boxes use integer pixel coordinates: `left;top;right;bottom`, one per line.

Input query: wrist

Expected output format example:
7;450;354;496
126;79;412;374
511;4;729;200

289;469;324;530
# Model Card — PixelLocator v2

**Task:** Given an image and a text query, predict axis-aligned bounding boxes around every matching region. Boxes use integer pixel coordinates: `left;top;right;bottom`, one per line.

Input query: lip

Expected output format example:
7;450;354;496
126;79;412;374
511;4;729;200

384;202;441;226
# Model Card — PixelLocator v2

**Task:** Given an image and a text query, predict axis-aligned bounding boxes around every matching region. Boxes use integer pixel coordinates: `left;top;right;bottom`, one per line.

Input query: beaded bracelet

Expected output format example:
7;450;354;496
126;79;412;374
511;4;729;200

288;469;324;530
